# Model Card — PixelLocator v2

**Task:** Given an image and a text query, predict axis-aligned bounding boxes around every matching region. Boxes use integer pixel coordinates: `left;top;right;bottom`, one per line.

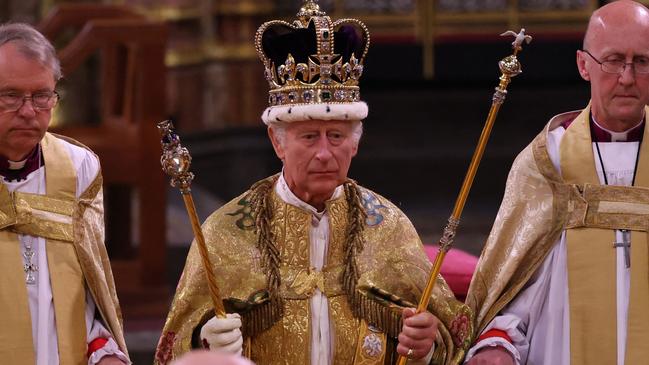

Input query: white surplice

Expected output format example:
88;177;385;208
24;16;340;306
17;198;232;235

2;140;128;365
464;123;640;365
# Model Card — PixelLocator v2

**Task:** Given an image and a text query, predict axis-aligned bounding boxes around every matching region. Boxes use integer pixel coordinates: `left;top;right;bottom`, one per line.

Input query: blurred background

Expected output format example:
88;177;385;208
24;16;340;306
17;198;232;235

3;0;636;362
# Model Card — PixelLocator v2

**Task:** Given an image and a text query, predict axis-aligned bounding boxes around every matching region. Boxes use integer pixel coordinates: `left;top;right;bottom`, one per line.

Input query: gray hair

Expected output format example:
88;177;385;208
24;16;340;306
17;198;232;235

0;23;61;81
270;120;364;148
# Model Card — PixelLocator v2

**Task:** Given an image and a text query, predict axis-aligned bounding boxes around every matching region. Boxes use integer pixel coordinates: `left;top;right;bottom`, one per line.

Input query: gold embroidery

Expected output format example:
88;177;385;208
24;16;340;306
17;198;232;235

251;299;310;364
564;183;649;231
0;186;16;229
0;188;76;242
159;177;471;364
15;192;75;216
330;295;360;364
0;179;76;242
14;220;74;243
289;268;325;296
0;133;104;364
282;265;345;298
469;120;567;338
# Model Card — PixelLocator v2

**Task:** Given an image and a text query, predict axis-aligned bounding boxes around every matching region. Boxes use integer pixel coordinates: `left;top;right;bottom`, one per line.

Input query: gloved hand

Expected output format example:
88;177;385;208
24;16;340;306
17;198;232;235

199;313;243;355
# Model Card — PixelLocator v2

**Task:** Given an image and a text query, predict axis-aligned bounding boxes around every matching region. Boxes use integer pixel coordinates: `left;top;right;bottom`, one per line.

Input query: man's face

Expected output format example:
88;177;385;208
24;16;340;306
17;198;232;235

577;17;649;129
0;42;55;161
269;119;358;208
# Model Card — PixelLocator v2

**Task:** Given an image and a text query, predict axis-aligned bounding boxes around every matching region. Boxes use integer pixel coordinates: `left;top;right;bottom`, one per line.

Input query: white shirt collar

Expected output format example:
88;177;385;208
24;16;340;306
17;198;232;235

591;114;645;142
275;171;344;218
8;158;27;170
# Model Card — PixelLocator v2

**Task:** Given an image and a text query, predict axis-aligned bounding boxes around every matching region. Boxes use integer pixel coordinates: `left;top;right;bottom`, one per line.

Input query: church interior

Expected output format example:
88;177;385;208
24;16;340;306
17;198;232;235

2;0;630;361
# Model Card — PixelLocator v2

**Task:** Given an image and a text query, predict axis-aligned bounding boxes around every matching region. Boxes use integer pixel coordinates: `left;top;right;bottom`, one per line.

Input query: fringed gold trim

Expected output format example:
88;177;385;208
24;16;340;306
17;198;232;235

241;175;284;338
341;181;405;339
240;299;284;339
354;288;407;339
241;177;403;340
342;181;367;304
248;175;283;297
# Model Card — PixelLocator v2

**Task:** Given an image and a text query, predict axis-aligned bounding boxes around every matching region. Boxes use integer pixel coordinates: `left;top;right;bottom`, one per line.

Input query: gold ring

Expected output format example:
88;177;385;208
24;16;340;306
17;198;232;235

406;348;415;359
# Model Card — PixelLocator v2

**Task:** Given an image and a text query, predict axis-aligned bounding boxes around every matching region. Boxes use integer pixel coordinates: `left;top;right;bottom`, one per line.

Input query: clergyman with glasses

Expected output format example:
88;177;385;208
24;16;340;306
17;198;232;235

0;23;129;365
463;1;649;364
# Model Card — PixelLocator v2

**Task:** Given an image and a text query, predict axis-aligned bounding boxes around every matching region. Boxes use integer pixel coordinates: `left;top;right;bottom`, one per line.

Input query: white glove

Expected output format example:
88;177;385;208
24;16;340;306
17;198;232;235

199;313;243;355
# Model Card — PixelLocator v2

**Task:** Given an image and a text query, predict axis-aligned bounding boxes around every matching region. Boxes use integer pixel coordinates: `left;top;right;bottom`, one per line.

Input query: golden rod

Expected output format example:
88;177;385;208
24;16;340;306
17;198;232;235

157;120;226;318
396;29;531;365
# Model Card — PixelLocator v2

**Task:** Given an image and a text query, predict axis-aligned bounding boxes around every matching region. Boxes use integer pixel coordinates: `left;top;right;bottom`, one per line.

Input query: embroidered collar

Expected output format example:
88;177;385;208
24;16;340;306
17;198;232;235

276;171;343;218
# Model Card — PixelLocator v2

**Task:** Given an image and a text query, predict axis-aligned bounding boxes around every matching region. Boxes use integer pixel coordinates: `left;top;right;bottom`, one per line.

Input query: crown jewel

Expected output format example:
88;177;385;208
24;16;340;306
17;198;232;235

255;0;370;107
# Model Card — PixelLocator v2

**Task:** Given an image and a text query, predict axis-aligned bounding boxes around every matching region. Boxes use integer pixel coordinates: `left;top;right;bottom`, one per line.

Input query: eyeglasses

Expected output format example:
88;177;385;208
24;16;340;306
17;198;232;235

582;49;649;74
0;90;60;112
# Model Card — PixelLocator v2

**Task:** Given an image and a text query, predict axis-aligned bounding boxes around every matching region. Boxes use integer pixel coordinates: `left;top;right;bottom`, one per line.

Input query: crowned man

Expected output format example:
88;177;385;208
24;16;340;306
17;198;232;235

0;23;129;364
155;2;472;364
465;1;649;365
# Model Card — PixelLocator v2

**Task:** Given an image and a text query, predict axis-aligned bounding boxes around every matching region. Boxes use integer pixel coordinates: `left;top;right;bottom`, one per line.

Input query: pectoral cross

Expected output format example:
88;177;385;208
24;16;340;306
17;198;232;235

613;229;631;269
23;247;38;285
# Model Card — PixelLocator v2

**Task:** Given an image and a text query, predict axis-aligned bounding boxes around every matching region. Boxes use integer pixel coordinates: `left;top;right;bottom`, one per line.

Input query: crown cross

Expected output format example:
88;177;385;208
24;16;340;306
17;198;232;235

297;0;325;24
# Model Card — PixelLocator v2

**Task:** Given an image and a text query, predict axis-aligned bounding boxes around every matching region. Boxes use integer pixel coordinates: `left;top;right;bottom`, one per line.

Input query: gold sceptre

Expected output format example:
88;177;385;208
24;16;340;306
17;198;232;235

396;29;531;365
157;120;226;318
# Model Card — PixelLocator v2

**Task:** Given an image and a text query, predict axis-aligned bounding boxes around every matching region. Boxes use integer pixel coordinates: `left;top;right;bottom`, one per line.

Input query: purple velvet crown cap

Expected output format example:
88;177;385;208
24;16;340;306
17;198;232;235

261;21;368;81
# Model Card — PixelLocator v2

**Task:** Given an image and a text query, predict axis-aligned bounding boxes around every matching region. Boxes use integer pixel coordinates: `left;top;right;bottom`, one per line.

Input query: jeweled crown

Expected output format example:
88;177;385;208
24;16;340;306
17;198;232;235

255;0;370;107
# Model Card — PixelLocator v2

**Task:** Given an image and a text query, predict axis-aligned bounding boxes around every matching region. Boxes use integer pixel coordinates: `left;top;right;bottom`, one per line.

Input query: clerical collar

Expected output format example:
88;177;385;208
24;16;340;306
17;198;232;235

590;114;644;142
0;145;43;182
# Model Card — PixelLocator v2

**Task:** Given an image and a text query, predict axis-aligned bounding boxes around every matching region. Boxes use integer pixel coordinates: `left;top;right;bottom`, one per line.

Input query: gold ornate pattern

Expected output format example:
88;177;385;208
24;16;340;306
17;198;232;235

329;291;359;363
0;187;76;242
281;264;345;299
59;133;129;356
467;121;570;339
0;184;16;229
14;218;73;243
466;105;649;362
0;133;128;361
15;192;74;216
327;194;349;265
559;105;649;365
271;192;311;267
157;177;472;364
0;230;36;363
564;183;649;231
250;299;311;364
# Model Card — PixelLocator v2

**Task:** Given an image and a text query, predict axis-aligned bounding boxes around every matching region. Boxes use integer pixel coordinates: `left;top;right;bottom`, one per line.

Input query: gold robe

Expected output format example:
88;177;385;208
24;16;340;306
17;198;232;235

156;176;472;365
0;132;128;363
466;105;649;364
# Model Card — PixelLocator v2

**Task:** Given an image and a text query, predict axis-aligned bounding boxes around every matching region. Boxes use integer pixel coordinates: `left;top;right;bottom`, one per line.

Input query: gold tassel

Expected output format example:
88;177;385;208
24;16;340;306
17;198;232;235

237;175;285;339
341;181;405;339
239;177;407;341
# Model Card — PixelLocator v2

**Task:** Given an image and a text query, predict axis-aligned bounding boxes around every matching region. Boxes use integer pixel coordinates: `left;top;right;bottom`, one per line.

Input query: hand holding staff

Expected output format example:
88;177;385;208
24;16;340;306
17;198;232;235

396;29;531;364
158;120;226;318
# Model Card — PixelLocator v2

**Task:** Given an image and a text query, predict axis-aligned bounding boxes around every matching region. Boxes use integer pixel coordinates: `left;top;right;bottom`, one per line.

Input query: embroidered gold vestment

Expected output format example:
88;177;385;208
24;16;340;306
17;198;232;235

0;133;128;363
156;177;472;365
466;105;649;364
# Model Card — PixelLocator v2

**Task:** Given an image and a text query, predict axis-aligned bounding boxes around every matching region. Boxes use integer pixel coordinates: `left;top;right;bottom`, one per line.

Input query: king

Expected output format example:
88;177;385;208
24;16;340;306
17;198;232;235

155;1;472;364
